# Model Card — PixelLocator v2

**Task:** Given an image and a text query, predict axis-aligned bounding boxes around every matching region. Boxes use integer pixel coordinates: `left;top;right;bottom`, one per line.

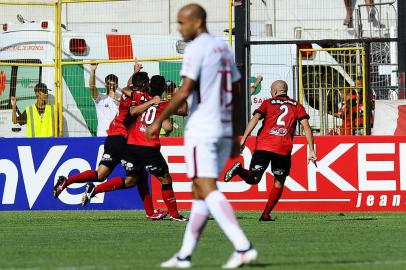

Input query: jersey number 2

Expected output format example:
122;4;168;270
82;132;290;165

276;105;288;126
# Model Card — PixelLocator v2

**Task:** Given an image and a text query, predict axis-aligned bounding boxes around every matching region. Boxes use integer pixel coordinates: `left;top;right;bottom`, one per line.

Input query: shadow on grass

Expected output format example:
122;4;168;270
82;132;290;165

257;258;378;267
327;217;378;222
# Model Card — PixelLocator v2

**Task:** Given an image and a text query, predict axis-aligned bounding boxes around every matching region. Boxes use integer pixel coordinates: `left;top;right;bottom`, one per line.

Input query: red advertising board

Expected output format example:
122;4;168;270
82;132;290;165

152;136;406;212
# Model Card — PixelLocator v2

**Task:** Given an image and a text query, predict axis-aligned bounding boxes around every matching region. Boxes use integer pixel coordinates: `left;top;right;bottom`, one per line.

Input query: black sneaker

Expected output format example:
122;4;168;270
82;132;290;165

224;162;242;182
81;183;95;207
53;176;67;198
259;214;275;222
170;215;189;222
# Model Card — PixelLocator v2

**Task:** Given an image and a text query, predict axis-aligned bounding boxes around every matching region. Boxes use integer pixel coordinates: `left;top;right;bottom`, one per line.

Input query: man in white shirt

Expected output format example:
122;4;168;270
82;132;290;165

89;64;120;136
146;4;257;269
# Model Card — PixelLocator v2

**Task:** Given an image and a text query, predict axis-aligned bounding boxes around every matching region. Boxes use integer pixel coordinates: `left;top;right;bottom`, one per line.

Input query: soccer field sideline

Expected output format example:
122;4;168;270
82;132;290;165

1;211;405;270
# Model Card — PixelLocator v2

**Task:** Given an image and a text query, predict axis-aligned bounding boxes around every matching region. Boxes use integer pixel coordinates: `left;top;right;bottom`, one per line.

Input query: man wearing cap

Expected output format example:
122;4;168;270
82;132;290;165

11;82;55;137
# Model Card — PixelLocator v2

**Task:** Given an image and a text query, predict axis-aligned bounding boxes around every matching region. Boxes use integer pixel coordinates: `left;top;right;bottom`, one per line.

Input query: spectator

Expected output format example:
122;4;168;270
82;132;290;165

90;62;142;136
11;82;55;137
343;0;384;28
338;87;357;135
338;78;374;135
89;64;120;136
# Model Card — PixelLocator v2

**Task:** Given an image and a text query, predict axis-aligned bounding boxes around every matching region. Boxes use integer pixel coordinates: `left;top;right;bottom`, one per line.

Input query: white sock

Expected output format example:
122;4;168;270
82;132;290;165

205;190;251;251
177;200;209;259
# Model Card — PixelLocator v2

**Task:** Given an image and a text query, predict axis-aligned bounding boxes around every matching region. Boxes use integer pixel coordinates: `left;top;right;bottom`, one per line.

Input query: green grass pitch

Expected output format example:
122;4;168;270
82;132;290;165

0;211;405;270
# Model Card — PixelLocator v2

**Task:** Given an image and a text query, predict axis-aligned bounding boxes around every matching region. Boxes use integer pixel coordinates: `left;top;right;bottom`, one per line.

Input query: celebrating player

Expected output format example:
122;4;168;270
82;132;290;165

53;71;167;220
224;80;317;221
82;74;188;222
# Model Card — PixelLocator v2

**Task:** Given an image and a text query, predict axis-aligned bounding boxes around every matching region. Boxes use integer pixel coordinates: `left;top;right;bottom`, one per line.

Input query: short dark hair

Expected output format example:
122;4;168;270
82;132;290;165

132;72;149;90
150;75;166;97
105;74;118;84
34;83;48;93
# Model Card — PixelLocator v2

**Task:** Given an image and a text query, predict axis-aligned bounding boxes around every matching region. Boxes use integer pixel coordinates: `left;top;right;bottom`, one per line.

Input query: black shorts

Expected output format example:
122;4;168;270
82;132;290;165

99;135;128;170
123;145;169;177
250;150;291;177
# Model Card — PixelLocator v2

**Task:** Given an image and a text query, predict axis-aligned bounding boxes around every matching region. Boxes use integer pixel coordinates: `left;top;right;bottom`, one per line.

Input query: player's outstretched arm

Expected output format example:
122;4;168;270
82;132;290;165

240;113;261;149
300;118;317;164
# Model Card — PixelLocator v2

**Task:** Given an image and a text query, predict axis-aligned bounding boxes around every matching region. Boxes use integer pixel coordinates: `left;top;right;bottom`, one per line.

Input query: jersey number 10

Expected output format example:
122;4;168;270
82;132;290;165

140;106;157;125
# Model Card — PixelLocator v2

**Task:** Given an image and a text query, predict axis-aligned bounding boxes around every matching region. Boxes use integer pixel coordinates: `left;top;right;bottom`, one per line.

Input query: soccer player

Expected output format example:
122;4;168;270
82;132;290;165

146;4;257;269
82;74;188;222
53;72;167;221
224;80;317;221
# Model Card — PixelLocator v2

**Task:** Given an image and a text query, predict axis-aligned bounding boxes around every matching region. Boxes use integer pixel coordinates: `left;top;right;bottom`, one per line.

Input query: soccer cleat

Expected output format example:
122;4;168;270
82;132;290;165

146;209;168;221
222;248;258;269
161;254;191;268
81;183;95;207
53;176;67;198
170;215;189;222
224;162;242;182
259;214;275;222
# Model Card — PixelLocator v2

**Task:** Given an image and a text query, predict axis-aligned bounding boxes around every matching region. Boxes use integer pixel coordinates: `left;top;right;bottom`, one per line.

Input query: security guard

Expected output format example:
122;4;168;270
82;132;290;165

11;82;55;137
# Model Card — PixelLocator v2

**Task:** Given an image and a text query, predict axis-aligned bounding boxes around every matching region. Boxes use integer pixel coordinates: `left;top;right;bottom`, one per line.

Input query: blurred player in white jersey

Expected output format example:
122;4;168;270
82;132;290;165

146;4;257;269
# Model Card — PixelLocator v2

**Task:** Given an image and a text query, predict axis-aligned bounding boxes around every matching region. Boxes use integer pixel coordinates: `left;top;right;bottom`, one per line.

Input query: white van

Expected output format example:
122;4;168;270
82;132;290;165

0;20;184;137
0;20;353;137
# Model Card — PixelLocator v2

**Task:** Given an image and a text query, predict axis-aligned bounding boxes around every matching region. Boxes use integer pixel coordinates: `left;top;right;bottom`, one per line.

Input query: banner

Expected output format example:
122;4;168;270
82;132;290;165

153;136;406;212
1;136;405;211
0;137;144;210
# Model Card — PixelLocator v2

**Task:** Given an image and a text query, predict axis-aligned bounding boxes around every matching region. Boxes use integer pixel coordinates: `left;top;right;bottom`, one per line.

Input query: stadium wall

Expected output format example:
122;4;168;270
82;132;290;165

0;136;405;211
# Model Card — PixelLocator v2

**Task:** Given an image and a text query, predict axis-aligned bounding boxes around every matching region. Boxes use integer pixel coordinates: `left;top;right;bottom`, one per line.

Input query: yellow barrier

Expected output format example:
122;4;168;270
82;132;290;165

299;47;367;136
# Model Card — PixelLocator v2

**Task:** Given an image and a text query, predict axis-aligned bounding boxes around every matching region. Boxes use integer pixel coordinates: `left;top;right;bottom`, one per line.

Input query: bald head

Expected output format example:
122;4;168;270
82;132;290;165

271;80;288;97
177;4;207;41
179;4;207;24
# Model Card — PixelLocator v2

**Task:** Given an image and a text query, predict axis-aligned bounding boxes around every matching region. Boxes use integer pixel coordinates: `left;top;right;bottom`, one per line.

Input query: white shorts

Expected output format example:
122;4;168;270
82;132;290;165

184;136;232;179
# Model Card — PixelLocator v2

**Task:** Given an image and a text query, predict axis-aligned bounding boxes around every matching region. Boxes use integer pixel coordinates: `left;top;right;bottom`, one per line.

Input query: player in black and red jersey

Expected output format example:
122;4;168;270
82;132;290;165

53;70;166;220
224;80;317;221
82;75;188;221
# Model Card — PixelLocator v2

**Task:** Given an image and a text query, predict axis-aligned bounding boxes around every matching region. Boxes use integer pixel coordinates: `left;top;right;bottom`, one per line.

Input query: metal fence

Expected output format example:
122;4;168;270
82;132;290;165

243;0;400;136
